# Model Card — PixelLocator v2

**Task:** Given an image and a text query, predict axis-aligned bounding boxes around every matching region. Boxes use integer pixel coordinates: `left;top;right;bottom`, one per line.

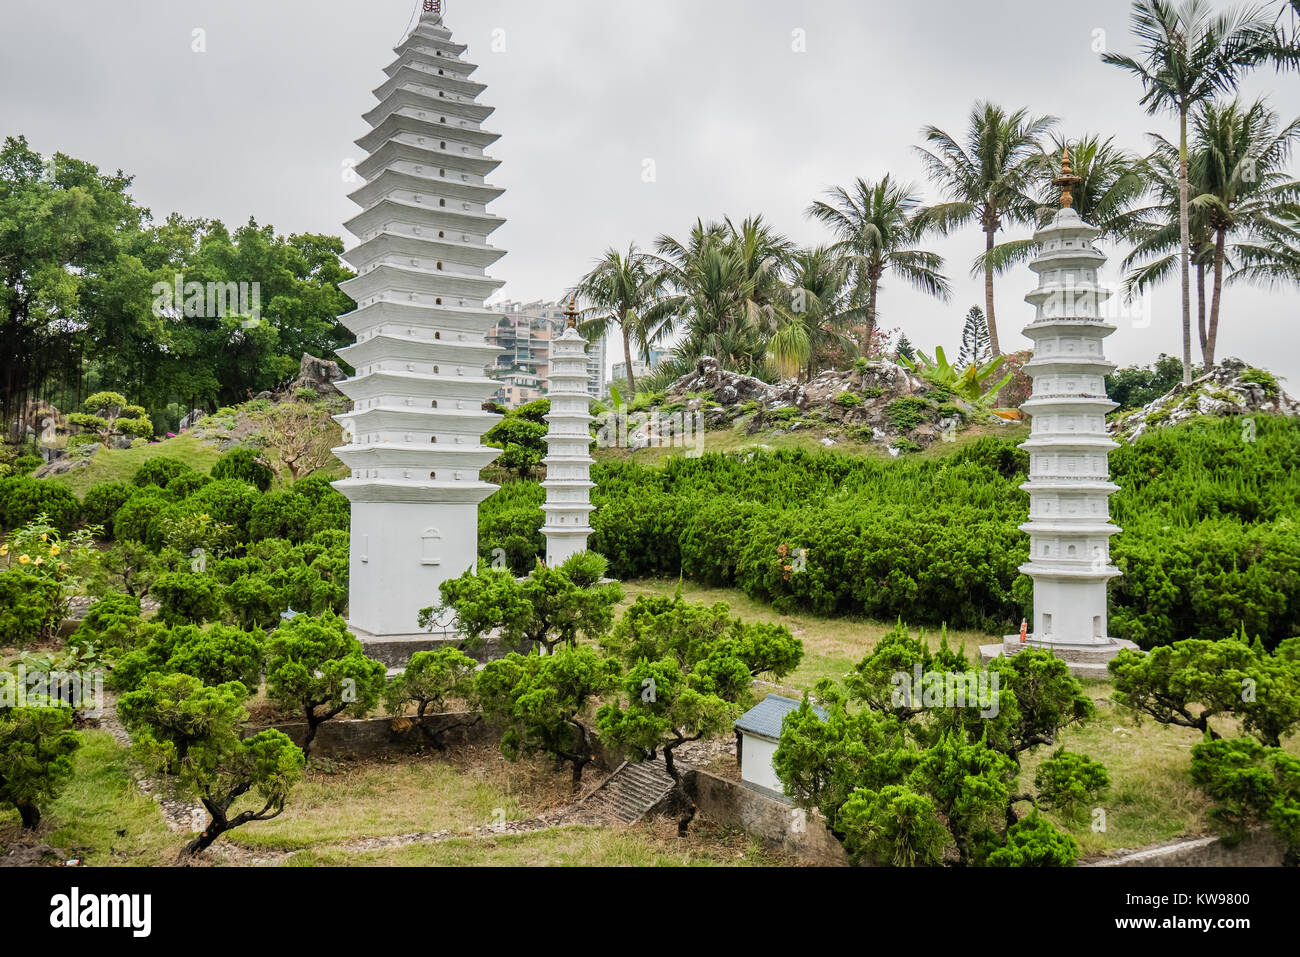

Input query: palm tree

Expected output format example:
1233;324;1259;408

574;243;670;396
1123;138;1219;360
1102;0;1277;383
769;246;863;380
984;134;1153;276
805;175;951;348
654;216;795;375
915;102;1058;356
1190;98;1300;365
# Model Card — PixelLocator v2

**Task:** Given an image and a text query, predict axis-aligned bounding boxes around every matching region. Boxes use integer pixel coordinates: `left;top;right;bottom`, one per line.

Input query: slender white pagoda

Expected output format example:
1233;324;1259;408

540;298;596;565
985;152;1136;676
331;1;506;640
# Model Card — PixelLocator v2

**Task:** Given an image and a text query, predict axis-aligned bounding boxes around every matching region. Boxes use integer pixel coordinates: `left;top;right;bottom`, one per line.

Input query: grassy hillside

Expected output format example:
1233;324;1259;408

44;435;223;497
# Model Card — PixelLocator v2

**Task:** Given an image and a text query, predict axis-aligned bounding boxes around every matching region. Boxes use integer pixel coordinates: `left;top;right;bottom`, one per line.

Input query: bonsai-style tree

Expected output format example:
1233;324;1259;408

118;673;303;855
0;705;81;829
596;594;803;834
1033;748;1110;820
66;391;154;446
1191;736;1300;866
986;810;1080;867
485;414;548;480
423;551;623;655
264;612;387;758
476;645;620;789
1110;636;1300;746
110;622;265;693
386;647;480;752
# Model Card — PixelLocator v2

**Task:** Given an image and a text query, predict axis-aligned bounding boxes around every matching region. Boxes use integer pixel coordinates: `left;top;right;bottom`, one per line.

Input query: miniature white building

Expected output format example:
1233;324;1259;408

734;694;827;795
985;153;1137;676
331;2;506;639
540;299;595;565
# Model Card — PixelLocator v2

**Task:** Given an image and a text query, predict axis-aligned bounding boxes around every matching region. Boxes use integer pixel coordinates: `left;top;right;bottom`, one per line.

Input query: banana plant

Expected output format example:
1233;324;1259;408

902;346;1014;406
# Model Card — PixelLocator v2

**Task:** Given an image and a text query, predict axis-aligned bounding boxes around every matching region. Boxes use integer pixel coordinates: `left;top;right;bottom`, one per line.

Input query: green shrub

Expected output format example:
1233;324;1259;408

68;593;144;655
0;569;61;646
112;488;171;543
885;397;930;431
836;391;862;408
210;448;273;492
1240;367;1280;398
165;471;211;500
12;454;43;475
0;477;80;532
131;457;194;489
151;572;222;625
80;482;132;537
249;491;314;544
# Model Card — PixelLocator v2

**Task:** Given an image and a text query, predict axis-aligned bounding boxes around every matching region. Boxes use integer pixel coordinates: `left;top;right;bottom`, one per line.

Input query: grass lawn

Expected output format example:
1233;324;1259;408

281;820;792;866
223;747;558;851
44;435;223;497
0;729;179;865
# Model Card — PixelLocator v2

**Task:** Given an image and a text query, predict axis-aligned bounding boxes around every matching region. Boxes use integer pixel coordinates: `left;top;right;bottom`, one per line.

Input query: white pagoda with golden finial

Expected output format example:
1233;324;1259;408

984;150;1137;677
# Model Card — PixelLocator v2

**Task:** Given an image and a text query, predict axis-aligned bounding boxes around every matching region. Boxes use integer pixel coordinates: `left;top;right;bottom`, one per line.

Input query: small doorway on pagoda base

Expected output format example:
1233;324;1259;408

1093;615;1103;639
420;528;443;566
1041;612;1052;636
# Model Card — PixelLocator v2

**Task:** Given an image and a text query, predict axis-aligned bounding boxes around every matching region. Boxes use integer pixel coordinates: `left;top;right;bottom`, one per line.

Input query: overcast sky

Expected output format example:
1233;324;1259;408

3;0;1297;382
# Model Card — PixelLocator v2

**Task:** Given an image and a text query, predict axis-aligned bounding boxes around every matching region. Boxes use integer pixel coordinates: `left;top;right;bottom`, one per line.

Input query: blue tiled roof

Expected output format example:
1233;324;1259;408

734;694;827;741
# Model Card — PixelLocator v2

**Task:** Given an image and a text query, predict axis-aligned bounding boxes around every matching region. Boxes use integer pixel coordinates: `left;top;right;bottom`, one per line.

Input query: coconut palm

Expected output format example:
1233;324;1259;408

1102;0;1278;383
768;246;865;380
984;134;1153;277
805;175;951;349
915;102;1058;356
654;216;795;375
1190;98;1300;365
1123;139;1220;359
574;243;671;396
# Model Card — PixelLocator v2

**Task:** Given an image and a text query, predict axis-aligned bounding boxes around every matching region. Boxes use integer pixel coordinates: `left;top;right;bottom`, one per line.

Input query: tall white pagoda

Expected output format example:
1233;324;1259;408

540;298;596;565
331;1;506;640
985;152;1136;677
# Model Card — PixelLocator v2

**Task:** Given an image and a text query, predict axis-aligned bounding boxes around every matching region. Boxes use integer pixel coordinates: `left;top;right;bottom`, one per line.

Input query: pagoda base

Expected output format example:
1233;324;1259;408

978;634;1139;680
349;624;521;671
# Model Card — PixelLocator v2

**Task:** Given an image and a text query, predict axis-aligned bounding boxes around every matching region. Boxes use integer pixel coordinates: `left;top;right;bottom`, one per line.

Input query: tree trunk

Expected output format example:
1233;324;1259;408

1205;229;1227;370
621;322;636;396
984;229;1001;357
1178;108;1193;385
16;800;40;830
1196;257;1207;356
865;278;879;357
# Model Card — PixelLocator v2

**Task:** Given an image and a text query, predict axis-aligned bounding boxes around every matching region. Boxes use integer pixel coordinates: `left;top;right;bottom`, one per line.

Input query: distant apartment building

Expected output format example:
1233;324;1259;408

485;299;606;407
611;348;672;389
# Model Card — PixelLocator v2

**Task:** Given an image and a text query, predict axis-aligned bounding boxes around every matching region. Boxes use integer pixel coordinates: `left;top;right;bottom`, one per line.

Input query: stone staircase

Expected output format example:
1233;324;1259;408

581;759;678;823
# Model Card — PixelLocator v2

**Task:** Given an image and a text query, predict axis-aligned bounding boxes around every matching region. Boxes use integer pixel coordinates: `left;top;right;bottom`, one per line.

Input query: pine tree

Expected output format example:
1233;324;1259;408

894;333;917;363
958;306;991;369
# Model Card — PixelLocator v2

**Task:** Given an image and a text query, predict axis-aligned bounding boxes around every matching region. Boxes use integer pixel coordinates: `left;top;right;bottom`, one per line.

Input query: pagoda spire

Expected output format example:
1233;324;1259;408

330;7;507;641
1052;145;1083;210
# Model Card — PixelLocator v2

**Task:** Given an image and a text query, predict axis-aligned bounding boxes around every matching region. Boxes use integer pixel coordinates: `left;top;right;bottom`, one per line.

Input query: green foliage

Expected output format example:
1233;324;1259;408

80;482;132;537
1109;636;1300;746
838;785;948;866
1106;354;1186;411
0;706;81;829
386;647;478;724
68;593;144;656
884;396;930;431
110;622;264;692
210;447;273;492
264;613;386;757
0;477;80;532
150;571;222;626
1034;749;1110;818
0;570;60;646
476;646;619;787
836;391;862;408
1240;367;1280;398
902;347;1012;406
112;487;170;543
427;557;624;655
117;672;303;854
1191;737;1300;864
67;393;155;445
131;457;194;489
986;811;1079;867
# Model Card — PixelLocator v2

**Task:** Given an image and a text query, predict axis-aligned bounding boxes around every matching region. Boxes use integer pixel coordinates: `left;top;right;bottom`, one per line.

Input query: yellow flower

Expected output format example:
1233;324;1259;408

19;555;31;564
33;557;43;566
49;545;60;556
0;544;7;556
40;533;47;542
